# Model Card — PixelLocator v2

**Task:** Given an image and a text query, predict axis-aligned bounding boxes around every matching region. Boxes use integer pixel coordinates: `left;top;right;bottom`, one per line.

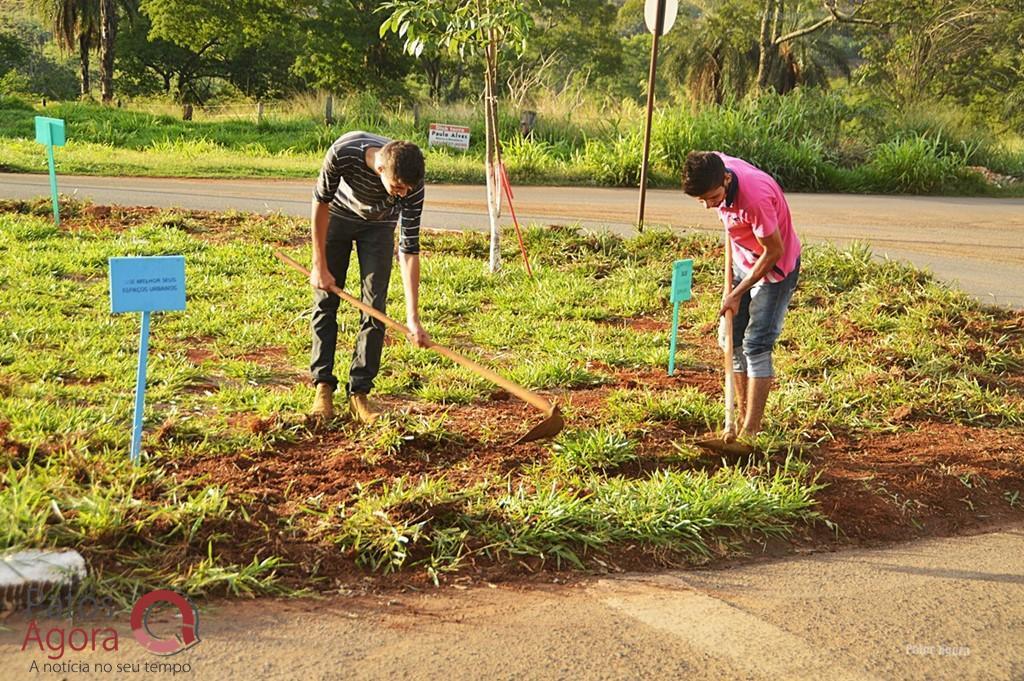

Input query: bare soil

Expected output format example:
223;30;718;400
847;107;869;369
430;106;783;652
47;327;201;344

124;356;1024;592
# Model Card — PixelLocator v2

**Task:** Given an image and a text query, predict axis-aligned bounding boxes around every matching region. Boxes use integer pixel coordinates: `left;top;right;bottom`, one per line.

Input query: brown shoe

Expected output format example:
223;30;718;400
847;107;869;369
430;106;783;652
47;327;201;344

348;393;381;424
311;383;335;420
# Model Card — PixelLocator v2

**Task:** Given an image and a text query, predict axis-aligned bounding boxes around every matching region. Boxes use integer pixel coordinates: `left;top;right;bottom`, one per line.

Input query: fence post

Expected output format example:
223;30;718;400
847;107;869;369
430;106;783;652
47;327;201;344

257;101;264;125
324;95;334;126
519;110;537;138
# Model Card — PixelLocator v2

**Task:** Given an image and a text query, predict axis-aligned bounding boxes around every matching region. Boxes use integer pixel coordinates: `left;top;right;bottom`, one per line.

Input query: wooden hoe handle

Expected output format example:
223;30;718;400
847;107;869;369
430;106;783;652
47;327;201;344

274;250;555;415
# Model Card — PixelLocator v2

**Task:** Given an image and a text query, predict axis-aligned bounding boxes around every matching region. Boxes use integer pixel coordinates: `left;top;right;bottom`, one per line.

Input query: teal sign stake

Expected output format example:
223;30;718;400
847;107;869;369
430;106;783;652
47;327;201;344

668;258;693;376
109;256;187;464
34;116;66;226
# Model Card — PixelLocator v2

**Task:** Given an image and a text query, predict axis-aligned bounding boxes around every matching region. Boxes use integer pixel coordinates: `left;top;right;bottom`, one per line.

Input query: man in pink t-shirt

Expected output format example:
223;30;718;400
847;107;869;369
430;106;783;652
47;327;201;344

683;151;802;443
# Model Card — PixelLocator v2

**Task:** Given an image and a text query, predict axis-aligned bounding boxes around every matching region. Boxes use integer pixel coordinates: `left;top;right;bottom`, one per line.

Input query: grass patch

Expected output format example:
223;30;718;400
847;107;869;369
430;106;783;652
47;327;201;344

1;201;1021;598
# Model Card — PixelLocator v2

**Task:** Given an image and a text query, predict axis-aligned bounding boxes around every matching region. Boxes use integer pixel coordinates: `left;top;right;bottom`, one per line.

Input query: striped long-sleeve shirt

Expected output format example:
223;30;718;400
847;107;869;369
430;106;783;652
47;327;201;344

313;131;425;255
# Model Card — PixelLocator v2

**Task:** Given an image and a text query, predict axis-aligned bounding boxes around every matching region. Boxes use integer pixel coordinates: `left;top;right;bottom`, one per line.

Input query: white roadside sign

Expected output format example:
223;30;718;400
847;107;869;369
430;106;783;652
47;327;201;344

644;0;679;35
428;123;471;151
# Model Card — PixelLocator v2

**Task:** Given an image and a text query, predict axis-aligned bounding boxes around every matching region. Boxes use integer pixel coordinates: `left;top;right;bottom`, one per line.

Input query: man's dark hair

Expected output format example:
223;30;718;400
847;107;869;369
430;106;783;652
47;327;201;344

682;151;725;196
378;140;425;186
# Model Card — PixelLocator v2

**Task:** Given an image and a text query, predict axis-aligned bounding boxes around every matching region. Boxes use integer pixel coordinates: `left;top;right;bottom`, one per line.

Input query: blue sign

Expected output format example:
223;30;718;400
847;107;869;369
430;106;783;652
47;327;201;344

109;256;187;313
34;116;66;147
109;256;187;465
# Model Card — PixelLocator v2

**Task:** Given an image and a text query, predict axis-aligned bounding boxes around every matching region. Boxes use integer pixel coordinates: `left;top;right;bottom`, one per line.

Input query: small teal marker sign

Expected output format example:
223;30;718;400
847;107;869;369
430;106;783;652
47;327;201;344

109;256;186;464
668;258;693;376
34;116;66;226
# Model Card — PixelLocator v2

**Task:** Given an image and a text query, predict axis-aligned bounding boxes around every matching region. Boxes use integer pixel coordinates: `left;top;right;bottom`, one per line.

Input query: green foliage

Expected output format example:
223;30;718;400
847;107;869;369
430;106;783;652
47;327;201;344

857;134;977;194
0;23;78;100
138;0;304;101
0;90;1020;195
551;428;638;472
2;202;1023;593
858;0;1024;130
379;0;539;59
0;29;30;78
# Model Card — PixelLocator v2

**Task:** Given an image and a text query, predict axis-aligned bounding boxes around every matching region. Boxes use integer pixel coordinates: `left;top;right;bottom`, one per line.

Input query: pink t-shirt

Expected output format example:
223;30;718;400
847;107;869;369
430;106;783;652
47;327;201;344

715;152;801;282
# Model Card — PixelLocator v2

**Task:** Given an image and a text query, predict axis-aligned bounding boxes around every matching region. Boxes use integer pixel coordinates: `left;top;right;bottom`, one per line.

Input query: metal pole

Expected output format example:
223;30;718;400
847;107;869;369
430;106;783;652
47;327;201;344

46;144;60;226
637;0;666;232
668;300;680;375
130;310;151;465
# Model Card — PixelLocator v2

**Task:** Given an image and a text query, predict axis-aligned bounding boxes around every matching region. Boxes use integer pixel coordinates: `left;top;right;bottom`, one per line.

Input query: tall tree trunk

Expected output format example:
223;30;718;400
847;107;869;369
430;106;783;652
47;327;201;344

100;0;117;103
448;62;464;102
756;0;783;93
78;32;91;98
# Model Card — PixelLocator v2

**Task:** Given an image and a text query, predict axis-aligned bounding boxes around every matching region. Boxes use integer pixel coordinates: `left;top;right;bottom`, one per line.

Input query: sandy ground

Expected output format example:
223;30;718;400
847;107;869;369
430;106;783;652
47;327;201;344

2;174;1023;308
2;524;1022;681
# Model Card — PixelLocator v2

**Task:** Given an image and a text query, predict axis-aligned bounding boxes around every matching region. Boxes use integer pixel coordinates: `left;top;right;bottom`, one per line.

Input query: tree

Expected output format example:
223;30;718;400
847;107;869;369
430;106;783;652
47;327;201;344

380;0;547;273
620;0;868;103
33;0;100;97
139;0;303;101
522;0;623;103
0;18;79;99
98;0;116;101
116;11;217;100
858;0;1024;129
0;31;31;79
753;0;875;94
290;0;412;99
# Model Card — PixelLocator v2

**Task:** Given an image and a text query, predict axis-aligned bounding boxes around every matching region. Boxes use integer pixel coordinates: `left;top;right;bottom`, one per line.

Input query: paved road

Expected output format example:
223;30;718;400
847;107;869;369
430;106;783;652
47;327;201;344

3;525;1022;680
2;173;1023;308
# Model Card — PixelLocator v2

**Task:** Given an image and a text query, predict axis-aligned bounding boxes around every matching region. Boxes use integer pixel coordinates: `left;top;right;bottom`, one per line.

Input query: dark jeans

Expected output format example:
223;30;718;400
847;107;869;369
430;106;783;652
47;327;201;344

310;215;396;395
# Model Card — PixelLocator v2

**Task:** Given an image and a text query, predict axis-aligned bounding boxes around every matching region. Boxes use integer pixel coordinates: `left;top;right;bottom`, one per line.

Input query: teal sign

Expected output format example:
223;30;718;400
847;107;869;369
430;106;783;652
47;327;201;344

668;259;693;375
34;116;66;225
109;256;187;464
34;116;66;146
670;259;693;304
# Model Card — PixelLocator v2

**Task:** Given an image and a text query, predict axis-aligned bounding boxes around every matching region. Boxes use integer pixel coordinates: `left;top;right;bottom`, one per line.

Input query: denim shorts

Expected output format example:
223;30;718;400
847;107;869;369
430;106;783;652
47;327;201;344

719;257;800;378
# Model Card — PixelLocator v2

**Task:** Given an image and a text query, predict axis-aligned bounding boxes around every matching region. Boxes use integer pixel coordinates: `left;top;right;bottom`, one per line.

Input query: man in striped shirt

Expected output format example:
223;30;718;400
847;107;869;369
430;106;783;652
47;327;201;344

309;131;429;423
683;151;802;444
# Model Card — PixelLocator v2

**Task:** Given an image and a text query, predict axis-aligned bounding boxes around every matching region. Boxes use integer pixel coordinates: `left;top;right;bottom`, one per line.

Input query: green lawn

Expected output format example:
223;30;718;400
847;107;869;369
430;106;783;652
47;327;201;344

1;199;1022;602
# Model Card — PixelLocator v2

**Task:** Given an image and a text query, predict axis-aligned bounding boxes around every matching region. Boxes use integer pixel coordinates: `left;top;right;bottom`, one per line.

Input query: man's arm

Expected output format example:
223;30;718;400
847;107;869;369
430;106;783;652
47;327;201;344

721;229;784;315
310;199;336;291
398;251;430;347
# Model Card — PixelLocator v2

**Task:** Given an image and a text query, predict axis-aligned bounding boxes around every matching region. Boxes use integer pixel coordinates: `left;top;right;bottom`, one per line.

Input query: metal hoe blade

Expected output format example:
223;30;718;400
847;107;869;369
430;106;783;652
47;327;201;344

514;405;564;444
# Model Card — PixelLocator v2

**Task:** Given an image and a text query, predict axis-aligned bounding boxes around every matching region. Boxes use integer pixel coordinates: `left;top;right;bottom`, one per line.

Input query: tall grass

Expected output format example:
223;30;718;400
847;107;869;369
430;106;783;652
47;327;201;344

1;90;1020;194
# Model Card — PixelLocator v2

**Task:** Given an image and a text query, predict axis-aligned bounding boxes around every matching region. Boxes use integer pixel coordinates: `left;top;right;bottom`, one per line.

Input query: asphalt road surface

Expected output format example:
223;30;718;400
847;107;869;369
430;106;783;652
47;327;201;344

2;173;1022;309
2;525;1022;680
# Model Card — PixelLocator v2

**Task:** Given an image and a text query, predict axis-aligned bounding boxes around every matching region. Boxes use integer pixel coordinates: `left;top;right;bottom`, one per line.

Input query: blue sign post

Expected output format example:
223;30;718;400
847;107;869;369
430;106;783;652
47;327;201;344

34;116;66;226
668;258;693;376
109;256;187;464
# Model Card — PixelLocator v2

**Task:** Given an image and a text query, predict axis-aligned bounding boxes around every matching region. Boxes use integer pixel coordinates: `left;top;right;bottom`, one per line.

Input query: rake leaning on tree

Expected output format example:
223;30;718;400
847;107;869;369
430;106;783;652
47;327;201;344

683;151;802;443
308;131;431;423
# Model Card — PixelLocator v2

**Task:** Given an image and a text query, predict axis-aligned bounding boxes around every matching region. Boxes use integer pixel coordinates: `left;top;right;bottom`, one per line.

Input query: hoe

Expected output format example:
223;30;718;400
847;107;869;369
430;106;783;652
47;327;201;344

696;237;755;458
275;251;564;444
